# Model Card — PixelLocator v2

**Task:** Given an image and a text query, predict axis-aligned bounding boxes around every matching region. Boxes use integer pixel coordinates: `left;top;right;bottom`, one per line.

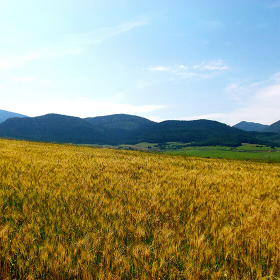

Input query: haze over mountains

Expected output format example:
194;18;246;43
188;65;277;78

0;109;27;123
233;121;268;132
263;120;280;134
0;109;280;147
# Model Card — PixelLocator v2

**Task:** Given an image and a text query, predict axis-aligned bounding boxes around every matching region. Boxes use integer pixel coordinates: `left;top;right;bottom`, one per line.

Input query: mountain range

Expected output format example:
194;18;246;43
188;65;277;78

0;109;280;147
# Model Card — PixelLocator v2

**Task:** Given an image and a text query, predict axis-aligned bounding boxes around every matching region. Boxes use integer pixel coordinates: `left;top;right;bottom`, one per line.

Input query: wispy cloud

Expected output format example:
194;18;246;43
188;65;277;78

149;60;229;80
65;18;147;47
193;60;229;71
0;18;148;70
149;66;174;72
149;65;189;74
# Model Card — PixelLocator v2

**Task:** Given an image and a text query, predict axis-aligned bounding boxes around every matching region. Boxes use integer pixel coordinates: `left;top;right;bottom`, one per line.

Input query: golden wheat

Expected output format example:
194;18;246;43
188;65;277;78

0;139;280;279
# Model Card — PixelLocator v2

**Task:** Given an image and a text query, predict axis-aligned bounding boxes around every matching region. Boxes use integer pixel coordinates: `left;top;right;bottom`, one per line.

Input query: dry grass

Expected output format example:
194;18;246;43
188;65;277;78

0;139;280;279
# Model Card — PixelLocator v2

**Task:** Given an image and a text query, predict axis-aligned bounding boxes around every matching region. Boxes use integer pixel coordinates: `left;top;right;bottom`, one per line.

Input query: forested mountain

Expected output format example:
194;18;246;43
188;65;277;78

84;114;155;143
233;121;268;132
0;113;280;147
0;114;110;144
85;114;154;129
125;119;241;143
0;109;28;123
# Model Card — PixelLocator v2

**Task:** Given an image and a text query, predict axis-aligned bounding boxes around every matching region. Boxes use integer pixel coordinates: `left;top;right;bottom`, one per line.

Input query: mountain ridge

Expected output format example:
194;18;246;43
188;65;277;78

0;113;110;144
233;121;268;132
0;112;280;147
84;114;156;144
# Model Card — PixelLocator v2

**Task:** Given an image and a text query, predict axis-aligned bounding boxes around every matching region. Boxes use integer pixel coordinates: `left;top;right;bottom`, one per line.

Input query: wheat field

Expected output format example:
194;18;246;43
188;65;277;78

0;139;280;279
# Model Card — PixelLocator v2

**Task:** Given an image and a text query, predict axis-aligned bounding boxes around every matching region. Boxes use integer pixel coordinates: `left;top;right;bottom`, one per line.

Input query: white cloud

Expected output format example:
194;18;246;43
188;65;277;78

149;65;189;73
193;60;229;71
149;66;173;72
187;72;280;125
149;64;196;81
149;60;229;81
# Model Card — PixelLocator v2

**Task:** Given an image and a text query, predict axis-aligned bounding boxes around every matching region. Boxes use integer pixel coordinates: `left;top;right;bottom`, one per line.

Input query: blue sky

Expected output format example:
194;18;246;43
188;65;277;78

1;0;280;125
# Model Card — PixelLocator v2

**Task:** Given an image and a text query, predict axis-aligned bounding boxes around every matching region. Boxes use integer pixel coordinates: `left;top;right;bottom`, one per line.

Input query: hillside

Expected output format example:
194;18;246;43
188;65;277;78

85;114;155;143
0;114;109;144
263;120;280;133
125;119;248;146
85;114;154;130
0;109;28;123
233;121;268;131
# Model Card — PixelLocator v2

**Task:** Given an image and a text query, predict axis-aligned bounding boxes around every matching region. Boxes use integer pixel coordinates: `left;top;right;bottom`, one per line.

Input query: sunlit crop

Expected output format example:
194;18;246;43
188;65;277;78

1;139;280;279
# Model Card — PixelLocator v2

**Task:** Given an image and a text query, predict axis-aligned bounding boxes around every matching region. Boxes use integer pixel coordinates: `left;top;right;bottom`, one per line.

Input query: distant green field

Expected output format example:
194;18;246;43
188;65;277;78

134;142;158;148
132;142;280;162
135;142;187;150
165;144;280;162
83;142;280;162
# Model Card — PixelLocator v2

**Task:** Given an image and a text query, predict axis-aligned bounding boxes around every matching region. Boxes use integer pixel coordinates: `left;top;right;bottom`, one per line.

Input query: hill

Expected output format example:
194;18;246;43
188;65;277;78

263;120;280;133
0;109;28;123
126;119;251;146
85;114;154;129
84;114;155;144
0;114;109;144
233;121;268;131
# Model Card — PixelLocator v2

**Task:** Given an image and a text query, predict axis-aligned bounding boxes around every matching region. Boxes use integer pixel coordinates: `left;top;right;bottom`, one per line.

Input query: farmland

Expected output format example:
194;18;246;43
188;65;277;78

1;139;280;279
130;142;280;162
165;144;280;162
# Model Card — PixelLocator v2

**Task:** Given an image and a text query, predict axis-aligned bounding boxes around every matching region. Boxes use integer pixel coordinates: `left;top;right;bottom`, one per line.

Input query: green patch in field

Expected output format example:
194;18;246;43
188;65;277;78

135;142;158;149
165;144;280;162
135;142;189;151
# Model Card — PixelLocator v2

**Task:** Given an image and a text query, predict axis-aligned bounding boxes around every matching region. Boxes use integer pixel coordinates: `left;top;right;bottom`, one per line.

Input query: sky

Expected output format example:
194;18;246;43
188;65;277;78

1;0;280;125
